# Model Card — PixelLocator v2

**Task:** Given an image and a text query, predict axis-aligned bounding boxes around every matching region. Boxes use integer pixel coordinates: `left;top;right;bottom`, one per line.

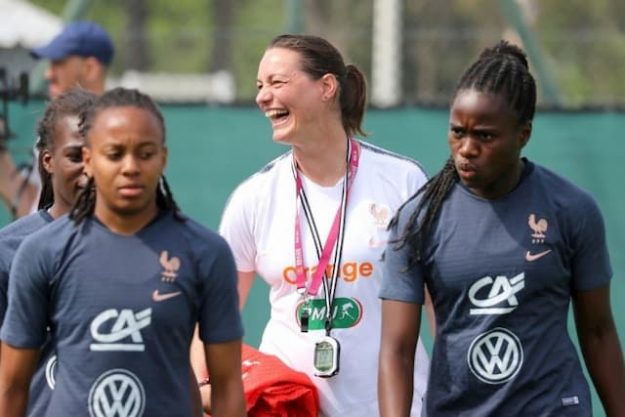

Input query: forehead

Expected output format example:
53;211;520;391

90;106;163;143
451;89;516;123
53;114;83;144
55;113;81;129
258;47;303;75
50;55;85;69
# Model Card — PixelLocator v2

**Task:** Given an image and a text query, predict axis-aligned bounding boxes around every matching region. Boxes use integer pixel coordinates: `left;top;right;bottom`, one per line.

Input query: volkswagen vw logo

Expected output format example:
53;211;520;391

89;369;145;417
45;355;57;389
467;327;523;384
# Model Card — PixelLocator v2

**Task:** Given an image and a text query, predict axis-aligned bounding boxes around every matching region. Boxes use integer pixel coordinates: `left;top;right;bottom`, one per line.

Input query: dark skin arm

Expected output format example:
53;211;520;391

204;340;246;417
0;343;39;417
192;271;256;413
378;299;421;417
572;284;625;417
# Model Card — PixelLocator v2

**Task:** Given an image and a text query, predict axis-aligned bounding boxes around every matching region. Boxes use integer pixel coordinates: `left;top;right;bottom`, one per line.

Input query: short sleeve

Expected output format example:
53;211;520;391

406;162;428;198
219;182;257;272
379;205;426;304
570;196;612;291
0;235;51;348
197;235;244;344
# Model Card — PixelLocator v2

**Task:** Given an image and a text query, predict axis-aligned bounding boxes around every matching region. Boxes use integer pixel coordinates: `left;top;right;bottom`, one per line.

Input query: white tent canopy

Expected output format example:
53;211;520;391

0;0;61;49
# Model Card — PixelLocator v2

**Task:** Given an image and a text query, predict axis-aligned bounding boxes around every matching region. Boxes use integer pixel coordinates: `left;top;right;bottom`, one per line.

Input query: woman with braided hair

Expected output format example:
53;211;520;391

379;40;625;416
0;88;96;417
0;87;246;417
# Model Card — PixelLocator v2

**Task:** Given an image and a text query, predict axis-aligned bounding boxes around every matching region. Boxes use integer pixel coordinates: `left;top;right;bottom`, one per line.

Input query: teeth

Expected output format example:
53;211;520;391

265;109;289;119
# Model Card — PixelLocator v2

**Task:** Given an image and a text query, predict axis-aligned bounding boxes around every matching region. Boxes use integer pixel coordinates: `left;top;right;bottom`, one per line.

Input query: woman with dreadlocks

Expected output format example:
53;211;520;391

0;88;96;417
0;87;246;417
378;41;625;416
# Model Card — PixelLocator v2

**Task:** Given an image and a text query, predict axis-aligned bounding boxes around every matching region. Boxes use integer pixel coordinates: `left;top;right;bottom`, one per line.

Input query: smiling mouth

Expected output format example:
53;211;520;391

265;109;289;125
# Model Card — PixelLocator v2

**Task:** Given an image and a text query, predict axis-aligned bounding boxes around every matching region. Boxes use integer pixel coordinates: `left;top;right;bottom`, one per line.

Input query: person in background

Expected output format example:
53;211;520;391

31;20;114;99
0;88;96;416
193;34;431;417
0;21;115;219
0;87;245;417
378;40;625;416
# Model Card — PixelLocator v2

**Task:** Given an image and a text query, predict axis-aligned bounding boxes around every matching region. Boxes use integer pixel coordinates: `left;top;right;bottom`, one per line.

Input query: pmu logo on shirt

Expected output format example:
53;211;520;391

90;308;152;352
468;273;525;315
295;298;363;330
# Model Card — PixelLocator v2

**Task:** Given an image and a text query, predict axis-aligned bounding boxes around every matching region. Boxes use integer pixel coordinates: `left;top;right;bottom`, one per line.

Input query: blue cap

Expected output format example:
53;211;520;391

31;21;115;66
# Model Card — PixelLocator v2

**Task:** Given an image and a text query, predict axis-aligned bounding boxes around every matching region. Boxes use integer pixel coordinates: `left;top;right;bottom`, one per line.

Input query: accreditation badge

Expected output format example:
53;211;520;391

313;335;340;377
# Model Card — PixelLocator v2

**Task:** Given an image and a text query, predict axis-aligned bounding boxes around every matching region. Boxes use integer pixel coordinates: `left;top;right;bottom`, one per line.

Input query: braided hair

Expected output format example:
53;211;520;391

36;89;97;210
70;87;182;224
392;40;537;267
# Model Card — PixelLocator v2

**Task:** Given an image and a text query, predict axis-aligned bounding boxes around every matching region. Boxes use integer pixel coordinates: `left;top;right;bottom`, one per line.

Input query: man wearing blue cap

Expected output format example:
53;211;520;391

0;21;114;219
31;20;115;99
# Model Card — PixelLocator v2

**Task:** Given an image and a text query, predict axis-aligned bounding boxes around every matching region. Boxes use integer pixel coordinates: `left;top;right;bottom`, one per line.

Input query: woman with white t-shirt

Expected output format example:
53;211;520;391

193;34;431;417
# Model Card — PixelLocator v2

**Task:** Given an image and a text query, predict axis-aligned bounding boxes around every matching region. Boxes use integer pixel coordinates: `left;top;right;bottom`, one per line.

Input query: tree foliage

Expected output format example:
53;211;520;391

28;0;625;107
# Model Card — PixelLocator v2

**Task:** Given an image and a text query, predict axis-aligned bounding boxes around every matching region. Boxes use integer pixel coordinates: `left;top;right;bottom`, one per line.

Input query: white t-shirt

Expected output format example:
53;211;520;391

221;140;430;417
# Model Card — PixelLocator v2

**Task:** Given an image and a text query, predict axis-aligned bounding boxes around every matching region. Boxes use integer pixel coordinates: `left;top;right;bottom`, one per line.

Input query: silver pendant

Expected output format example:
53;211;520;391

313;335;340;377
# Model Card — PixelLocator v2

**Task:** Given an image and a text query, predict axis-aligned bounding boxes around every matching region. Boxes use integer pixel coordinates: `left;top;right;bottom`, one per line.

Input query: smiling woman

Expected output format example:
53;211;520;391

0;88;246;417
191;34;431;417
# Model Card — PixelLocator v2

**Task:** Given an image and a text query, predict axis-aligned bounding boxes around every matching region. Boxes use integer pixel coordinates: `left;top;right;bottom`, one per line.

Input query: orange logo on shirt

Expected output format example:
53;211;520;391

282;261;374;284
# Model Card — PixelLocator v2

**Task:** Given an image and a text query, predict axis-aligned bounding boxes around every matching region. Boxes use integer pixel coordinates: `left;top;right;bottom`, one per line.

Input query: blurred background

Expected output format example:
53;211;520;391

2;0;625;106
1;1;624;415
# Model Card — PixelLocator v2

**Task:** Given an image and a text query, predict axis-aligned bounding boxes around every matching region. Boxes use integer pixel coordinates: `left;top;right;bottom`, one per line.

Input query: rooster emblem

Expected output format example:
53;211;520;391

528;214;548;243
370;203;390;227
160;250;181;282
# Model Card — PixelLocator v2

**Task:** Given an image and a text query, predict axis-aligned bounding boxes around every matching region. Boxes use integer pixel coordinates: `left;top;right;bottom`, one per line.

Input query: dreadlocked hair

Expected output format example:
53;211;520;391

70;176;95;224
454;40;536;126
70;87;184;224
392;40;536;268
389;158;458;266
36;89;97;210
156;175;182;219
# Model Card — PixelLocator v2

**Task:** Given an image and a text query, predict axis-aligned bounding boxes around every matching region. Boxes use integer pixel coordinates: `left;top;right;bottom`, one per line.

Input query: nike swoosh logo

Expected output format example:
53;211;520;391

152;290;182;302
525;250;552;262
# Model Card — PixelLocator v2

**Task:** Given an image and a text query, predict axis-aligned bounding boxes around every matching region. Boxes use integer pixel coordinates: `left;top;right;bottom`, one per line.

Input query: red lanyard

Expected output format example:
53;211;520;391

293;138;360;303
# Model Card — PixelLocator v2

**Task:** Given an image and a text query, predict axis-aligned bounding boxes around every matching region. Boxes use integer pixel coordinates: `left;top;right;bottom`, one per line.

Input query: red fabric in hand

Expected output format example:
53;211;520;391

205;344;319;417
241;344;319;417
